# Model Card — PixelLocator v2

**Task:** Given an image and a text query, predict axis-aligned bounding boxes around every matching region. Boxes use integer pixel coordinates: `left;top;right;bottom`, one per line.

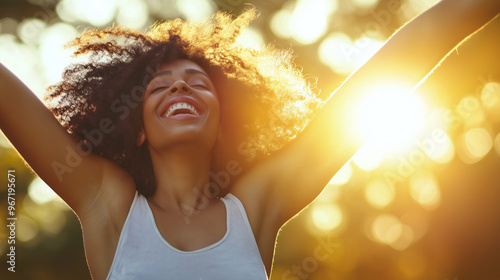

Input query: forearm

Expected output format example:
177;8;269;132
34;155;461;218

0;64;49;142
0;63;74;180
0;63;105;211
352;0;500;89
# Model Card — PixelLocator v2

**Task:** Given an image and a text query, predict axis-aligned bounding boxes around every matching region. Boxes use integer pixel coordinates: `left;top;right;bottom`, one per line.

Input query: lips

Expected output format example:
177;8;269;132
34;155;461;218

159;96;204;120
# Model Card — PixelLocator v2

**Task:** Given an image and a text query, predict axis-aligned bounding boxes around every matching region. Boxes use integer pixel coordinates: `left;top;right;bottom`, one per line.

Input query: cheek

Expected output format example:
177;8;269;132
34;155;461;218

141;96;160;133
207;94;221;120
141;104;152;127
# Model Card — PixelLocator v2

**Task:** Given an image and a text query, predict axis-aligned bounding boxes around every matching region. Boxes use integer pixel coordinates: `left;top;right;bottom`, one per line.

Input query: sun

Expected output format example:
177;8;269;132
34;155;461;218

355;82;429;155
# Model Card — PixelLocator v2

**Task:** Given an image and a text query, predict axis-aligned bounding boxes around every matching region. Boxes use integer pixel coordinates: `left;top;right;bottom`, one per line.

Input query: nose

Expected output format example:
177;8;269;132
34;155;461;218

169;80;191;95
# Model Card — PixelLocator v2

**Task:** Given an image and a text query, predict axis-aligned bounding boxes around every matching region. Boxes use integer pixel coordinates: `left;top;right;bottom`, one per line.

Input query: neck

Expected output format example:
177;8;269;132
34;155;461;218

148;143;214;216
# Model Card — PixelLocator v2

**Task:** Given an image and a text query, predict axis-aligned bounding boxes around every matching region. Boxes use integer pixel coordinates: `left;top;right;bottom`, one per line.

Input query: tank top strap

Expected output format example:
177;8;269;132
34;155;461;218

221;193;256;242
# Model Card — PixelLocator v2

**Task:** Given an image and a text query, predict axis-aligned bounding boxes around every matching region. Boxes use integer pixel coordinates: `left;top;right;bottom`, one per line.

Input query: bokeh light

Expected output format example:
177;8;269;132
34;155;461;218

271;0;338;45
176;0;216;21
28;177;62;205
0;17;18;34
236;27;265;50
23;193;69;234
318;32;356;74
269;5;293;39
116;0;150;29
57;0;119;26
350;0;380;11
318;33;384;74
409;170;441;210
17;18;46;45
0;33;43;94
39;22;78;84
289;0;337;44
390;225;414;251
495;133;500;156
481;81;500;121
17;214;39;243
481;82;500;108
370;214;403;245
311;202;343;231
423;129;455;164
369;214;415;251
457;127;493;164
464;128;493;158
364;180;395;209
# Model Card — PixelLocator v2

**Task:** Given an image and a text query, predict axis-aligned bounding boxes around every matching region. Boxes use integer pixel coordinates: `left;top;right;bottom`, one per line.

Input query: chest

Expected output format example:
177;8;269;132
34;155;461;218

148;199;227;252
105;195;270;279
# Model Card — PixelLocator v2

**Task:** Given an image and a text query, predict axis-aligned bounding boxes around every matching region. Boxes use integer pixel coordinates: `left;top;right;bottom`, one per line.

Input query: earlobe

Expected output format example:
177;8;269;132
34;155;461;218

136;130;146;146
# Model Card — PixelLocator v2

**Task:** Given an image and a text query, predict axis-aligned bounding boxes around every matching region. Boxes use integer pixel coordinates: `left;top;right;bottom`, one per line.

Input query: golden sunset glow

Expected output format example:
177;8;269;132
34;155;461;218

1;0;500;279
355;82;429;155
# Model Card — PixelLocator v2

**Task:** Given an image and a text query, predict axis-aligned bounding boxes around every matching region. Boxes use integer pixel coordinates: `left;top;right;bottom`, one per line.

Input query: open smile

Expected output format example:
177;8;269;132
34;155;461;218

159;97;204;120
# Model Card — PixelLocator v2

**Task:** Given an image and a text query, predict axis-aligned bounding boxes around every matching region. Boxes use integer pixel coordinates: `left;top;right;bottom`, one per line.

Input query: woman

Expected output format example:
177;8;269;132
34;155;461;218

1;0;499;279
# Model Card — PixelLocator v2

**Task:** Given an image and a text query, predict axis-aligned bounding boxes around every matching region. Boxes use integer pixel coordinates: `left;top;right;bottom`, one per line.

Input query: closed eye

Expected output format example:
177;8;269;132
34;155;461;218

188;76;211;90
190;84;208;90
151;86;168;94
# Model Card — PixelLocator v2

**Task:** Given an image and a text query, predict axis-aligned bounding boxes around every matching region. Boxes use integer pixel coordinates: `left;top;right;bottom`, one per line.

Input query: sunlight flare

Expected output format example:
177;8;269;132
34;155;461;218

356;82;428;154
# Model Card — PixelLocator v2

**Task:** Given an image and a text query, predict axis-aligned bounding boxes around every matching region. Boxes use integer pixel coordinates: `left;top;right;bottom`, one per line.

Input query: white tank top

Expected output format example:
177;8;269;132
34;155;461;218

106;192;268;280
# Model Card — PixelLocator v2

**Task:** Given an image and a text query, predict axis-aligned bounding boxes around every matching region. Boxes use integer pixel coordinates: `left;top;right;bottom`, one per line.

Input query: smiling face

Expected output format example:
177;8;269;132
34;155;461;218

140;59;220;153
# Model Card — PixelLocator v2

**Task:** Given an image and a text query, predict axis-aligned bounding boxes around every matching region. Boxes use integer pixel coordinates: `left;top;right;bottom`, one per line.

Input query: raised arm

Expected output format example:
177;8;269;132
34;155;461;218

241;0;500;221
0;64;132;215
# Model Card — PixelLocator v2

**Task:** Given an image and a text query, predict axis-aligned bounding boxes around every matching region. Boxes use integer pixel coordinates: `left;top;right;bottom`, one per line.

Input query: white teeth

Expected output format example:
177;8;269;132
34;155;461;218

165;102;200;118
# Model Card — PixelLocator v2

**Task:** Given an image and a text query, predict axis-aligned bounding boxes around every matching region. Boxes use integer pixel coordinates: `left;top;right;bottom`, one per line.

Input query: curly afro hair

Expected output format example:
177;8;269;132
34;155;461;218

45;8;323;197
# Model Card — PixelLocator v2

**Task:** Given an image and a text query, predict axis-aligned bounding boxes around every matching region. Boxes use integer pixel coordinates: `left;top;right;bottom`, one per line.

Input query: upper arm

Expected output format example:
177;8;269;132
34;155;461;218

252;0;500;221
0;64;133;215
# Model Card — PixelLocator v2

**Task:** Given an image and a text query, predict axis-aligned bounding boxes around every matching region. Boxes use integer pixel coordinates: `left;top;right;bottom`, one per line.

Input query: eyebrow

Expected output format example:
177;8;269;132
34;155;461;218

151;68;209;80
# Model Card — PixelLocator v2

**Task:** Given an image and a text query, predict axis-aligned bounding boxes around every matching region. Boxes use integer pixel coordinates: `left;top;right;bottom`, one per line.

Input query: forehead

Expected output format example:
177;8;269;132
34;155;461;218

155;59;208;76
